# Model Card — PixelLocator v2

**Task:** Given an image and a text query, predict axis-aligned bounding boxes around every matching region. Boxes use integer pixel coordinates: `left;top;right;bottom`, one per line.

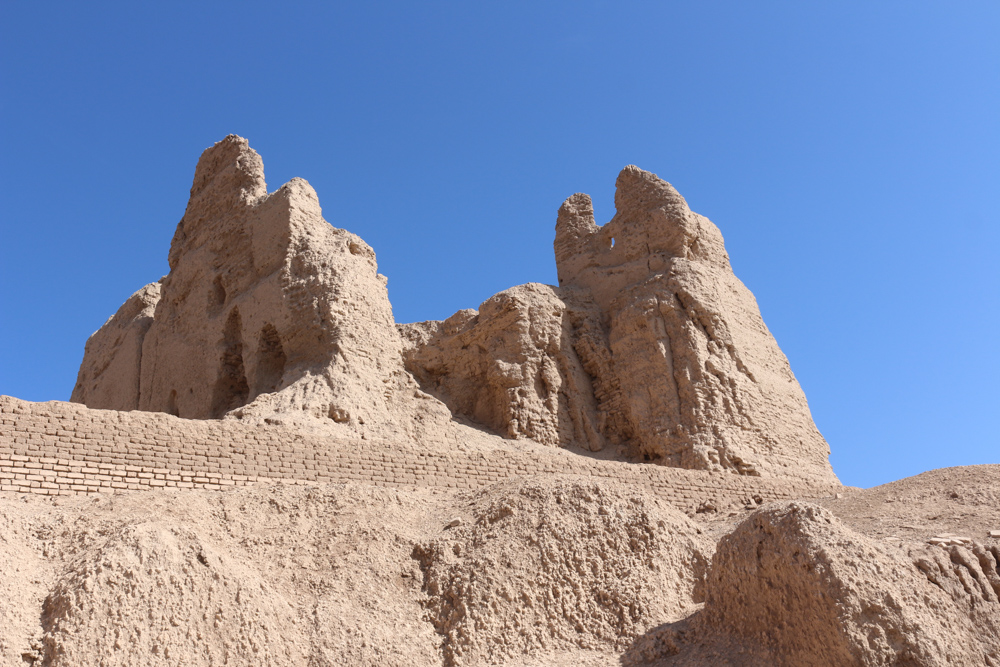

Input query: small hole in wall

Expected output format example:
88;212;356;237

611;237;615;248
167;390;179;417
207;275;227;315
253;323;286;398
212;276;226;306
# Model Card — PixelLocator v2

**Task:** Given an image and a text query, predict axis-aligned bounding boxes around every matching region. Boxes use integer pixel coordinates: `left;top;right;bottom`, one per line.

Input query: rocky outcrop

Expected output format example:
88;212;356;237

73;135;450;437
73;137;835;483
402;166;836;483
642;502;1000;666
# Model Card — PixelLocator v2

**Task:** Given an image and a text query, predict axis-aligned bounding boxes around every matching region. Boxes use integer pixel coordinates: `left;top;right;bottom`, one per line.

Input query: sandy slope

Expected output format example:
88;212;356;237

820;464;1000;544
0;476;707;667
1;465;998;666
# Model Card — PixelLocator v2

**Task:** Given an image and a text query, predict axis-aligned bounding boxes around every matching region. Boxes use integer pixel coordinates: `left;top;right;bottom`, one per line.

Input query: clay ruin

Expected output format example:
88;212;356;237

72;135;836;484
3;136;998;666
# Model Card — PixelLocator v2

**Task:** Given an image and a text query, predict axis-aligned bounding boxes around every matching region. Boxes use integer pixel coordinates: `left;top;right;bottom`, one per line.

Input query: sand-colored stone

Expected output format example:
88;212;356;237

71;282;161;410
413;478;710;666
73;135;451;439
404;166;835;484
652;501;998;665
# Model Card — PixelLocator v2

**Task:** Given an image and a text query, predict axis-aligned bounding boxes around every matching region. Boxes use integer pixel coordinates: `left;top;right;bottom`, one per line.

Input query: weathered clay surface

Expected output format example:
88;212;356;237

16;135;999;666
41;522;308;666
413;477;710;666
400;284;607;452
71;282;161;410
642;501;1000;666
74;138;833;482
74;136;450;438
0;511;44;665
403;166;835;484
4;467;1000;666
0;476;710;667
556;168;811;477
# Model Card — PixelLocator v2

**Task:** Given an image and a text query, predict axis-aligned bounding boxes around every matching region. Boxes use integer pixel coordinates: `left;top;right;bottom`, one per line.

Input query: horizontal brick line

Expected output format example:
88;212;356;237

0;399;838;504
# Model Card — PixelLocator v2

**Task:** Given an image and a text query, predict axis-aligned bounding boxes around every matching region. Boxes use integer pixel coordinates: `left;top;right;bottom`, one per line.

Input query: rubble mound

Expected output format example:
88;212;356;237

39;521;307;666
244;483;444;667
0;512;46;666
413;477;710;666
820;464;1000;546
650;501;999;666
2;483;447;667
3;466;1000;665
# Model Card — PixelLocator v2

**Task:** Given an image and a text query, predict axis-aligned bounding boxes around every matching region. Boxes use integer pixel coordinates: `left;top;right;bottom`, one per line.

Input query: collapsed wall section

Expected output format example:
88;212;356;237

552;167;832;481
400;284;607;452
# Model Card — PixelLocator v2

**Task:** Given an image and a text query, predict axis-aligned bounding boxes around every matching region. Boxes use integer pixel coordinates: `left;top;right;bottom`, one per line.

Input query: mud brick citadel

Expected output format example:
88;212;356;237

2;137;997;666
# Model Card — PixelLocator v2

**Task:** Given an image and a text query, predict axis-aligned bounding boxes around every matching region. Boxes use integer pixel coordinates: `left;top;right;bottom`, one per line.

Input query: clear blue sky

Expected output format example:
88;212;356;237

1;2;997;488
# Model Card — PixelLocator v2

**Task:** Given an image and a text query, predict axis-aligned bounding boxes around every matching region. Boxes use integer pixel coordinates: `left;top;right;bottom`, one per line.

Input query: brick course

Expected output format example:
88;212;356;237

0;396;839;509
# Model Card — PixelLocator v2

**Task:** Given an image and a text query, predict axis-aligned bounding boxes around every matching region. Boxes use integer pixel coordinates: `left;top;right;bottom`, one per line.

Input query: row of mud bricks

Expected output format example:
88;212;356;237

0;397;839;511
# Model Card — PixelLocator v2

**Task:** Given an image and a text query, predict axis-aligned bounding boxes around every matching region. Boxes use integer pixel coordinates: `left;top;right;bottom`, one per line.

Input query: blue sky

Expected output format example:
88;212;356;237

1;2;997;488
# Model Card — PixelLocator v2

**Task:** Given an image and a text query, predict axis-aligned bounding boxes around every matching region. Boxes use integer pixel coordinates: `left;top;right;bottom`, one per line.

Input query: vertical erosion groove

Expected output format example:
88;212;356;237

211;308;249;418
253;323;286;398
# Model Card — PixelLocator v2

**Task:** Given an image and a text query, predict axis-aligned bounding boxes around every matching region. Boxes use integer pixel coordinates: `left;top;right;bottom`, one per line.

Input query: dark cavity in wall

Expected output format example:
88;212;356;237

211;308;249;418
167;390;179;417
208;274;227;315
253;323;286;398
